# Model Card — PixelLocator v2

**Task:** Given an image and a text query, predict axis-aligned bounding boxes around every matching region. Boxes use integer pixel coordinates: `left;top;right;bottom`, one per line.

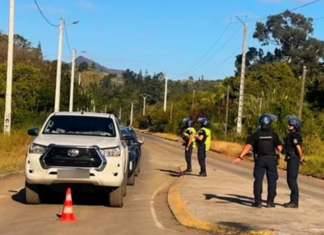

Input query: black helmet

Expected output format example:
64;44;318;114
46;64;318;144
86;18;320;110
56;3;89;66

258;113;277;130
198;117;209;127
286;115;301;131
182;117;194;127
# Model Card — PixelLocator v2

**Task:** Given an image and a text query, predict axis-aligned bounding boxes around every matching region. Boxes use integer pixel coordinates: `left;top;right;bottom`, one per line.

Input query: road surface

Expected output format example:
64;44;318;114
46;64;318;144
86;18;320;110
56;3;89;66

0;133;212;235
1;133;323;235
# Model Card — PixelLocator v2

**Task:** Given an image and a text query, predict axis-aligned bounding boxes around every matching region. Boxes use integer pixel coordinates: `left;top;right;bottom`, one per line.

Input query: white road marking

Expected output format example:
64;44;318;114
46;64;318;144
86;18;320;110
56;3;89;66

150;182;169;230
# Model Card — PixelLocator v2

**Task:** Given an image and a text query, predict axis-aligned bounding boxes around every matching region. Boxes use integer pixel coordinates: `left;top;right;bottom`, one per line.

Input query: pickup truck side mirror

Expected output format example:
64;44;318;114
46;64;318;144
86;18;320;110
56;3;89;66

121;133;132;141
27;127;39;136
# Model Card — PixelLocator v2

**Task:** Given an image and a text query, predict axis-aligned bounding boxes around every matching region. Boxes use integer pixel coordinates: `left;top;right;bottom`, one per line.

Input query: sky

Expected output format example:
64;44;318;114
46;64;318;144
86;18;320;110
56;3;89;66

0;0;324;80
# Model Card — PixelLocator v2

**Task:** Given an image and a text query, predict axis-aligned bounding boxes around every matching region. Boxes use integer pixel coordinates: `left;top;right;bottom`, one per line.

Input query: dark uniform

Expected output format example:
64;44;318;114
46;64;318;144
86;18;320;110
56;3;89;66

246;114;282;208
181;118;196;173
282;115;303;208
195;117;211;177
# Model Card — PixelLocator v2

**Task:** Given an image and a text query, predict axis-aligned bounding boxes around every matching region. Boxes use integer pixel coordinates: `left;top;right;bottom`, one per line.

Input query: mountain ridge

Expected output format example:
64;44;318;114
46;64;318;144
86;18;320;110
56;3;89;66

75;55;124;74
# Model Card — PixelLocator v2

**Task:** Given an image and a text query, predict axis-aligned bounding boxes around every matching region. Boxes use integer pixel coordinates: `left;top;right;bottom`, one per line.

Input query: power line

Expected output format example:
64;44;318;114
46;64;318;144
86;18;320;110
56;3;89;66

290;0;322;11
190;24;242;72
179;22;233;76
205;37;252;76
63;20;72;54
244;0;323;23
314;16;324;21
33;0;59;27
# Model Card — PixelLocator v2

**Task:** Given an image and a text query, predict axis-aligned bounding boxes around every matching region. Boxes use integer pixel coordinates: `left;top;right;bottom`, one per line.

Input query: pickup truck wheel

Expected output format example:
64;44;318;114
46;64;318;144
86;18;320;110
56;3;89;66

127;171;135;186
25;181;41;204
109;186;123;207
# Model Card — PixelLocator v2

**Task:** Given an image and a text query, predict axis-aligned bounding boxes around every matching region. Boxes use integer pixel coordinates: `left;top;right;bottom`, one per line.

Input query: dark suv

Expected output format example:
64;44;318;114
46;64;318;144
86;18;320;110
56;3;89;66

120;126;144;186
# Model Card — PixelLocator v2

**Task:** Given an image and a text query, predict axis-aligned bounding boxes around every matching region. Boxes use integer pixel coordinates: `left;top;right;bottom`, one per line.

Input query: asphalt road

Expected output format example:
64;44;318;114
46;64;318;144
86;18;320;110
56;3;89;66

139;133;324;201
0;134;212;235
1;133;323;235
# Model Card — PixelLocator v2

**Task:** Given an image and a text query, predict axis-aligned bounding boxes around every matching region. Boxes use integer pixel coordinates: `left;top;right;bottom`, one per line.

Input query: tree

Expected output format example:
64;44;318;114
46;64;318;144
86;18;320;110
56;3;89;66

78;62;89;71
91;62;96;70
253;10;324;75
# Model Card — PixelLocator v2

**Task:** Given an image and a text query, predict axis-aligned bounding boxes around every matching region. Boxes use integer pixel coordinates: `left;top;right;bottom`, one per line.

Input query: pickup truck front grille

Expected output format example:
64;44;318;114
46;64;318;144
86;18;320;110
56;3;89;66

41;145;104;169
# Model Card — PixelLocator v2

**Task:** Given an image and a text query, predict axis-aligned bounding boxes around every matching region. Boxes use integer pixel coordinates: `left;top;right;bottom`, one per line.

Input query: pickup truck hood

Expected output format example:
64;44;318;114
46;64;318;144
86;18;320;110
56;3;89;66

33;134;120;148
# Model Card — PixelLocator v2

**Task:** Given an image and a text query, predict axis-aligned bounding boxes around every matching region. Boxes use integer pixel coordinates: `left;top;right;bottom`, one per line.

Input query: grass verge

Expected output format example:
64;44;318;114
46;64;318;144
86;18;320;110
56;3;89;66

135;128;324;180
0;130;32;174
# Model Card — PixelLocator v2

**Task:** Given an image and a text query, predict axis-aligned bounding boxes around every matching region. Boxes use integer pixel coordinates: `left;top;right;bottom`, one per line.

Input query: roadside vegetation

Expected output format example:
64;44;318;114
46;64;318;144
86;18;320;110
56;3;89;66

0;10;324;178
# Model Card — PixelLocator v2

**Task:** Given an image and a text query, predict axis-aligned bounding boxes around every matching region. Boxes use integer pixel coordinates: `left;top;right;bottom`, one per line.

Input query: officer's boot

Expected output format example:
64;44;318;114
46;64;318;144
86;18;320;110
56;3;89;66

266;201;275;208
283;202;298;208
183;168;192;173
251;202;262;208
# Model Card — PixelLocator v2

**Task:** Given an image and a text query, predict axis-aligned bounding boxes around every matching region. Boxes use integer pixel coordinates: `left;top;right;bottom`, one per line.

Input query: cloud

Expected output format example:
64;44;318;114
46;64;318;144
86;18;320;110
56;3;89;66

77;1;96;10
20;3;66;14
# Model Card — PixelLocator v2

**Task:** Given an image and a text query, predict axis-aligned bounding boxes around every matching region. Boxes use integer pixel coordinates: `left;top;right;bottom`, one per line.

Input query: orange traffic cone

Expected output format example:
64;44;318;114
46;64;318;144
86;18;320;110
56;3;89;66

58;188;77;221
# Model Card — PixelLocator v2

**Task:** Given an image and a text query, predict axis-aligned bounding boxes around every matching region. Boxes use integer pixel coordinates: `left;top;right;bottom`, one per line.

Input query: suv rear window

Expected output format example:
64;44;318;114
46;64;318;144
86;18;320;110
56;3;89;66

42;115;116;137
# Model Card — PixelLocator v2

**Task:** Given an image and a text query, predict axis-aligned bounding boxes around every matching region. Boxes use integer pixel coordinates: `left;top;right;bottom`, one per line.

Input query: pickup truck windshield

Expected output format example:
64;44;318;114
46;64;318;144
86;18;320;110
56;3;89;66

42;115;116;137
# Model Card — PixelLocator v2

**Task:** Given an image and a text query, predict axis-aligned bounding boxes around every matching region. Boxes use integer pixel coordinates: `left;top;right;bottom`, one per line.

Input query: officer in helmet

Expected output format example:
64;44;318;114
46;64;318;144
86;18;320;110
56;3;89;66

194;117;211;177
282;115;305;208
181;117;196;173
233;114;283;208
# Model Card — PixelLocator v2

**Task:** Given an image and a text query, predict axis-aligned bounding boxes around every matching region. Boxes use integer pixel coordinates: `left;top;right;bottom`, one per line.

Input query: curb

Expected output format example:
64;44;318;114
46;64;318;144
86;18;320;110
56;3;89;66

167;165;276;235
0;170;24;179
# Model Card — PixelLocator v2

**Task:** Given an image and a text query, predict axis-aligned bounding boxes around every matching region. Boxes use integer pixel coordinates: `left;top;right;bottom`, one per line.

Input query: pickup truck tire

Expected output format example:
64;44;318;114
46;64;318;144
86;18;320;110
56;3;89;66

127;170;135;186
25;181;41;204
109;186;123;207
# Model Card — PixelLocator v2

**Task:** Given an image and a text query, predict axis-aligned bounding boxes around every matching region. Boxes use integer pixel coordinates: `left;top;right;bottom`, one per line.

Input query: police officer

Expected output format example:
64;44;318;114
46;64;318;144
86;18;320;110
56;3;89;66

181;117;196;173
282;115;305;208
233;114;283;208
194;117;211;177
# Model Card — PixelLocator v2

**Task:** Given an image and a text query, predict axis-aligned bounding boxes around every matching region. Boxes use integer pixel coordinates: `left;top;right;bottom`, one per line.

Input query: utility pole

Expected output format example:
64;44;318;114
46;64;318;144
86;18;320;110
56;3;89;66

163;74;168;112
298;66;307;120
69;48;76;112
78;72;81;85
130;102;134;126
119;107;122;120
140;93;150;116
54;17;64;112
236;17;248;135
225;85;230;138
3;0;15;134
258;98;262;116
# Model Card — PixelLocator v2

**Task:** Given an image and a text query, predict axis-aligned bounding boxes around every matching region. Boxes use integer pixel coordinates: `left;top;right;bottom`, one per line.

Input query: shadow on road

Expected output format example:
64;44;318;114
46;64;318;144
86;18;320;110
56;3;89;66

217;222;265;233
203;193;282;207
156;168;200;177
156;168;181;177
10;188;108;206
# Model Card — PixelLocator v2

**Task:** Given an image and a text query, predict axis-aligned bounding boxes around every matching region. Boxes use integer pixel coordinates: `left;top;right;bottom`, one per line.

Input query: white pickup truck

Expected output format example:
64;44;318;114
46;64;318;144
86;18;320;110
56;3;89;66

25;111;130;207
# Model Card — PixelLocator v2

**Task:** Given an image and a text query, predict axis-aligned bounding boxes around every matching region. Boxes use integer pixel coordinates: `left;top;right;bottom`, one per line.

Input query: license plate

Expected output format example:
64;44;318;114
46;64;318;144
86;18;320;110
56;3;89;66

57;169;90;179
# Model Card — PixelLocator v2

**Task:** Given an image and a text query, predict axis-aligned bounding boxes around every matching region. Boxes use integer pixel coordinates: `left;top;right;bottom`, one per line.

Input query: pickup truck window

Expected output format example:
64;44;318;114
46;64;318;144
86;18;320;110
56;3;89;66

42;115;116;137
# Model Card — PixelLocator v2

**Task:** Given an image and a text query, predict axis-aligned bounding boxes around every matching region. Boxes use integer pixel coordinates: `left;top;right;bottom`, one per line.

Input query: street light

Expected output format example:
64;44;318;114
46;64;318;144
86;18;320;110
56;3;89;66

140;94;150;116
54;18;79;112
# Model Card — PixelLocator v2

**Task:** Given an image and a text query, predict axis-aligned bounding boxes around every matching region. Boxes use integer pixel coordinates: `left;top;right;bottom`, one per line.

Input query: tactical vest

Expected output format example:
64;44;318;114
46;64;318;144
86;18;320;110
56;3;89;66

183;127;196;148
257;131;275;156
284;132;301;156
197;127;211;151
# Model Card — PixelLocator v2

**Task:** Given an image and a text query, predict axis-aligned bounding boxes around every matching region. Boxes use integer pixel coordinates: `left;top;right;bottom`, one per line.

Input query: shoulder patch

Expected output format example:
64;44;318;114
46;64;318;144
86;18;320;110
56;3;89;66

293;139;298;144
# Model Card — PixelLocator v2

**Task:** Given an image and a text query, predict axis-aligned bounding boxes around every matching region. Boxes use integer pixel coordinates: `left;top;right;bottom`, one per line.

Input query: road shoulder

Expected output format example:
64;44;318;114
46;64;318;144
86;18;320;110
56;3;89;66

167;165;275;235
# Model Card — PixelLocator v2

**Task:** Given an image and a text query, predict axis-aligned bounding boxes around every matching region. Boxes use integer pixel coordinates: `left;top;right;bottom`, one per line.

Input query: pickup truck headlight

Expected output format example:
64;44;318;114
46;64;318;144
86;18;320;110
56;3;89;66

100;146;121;157
29;143;47;154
